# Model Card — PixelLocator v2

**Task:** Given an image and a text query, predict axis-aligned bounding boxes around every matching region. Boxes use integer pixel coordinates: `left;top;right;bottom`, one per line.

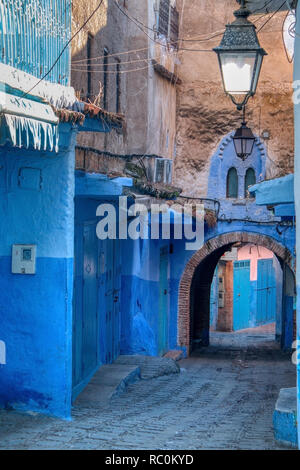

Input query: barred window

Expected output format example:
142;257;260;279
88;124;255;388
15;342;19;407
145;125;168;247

170;6;179;47
158;0;179;47
158;0;170;37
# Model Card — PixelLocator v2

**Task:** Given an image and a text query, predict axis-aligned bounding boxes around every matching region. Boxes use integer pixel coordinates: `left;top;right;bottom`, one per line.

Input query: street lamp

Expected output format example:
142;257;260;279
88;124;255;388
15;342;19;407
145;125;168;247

233;119;255;160
213;0;267;110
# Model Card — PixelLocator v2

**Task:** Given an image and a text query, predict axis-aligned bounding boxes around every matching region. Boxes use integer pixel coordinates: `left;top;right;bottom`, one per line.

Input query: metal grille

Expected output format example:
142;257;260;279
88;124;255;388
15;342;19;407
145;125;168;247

158;0;170;37
0;0;71;86
155;159;165;183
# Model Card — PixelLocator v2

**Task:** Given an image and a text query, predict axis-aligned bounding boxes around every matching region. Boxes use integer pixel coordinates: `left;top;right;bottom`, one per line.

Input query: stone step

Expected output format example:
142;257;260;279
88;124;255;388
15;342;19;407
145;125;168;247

74;364;141;408
164;350;184;361
273;387;298;449
114;355;180;380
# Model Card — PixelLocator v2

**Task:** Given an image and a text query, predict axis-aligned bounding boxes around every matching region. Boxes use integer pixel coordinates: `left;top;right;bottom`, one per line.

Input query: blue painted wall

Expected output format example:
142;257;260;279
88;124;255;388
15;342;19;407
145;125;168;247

119;221;293;357
210;266;219;330
118;132;295;358
120;238;161;356
0;123;76;418
207;132;271;222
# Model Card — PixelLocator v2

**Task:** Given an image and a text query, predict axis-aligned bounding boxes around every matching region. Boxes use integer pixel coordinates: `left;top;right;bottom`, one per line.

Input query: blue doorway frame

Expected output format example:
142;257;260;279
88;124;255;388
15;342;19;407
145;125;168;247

72;214;121;401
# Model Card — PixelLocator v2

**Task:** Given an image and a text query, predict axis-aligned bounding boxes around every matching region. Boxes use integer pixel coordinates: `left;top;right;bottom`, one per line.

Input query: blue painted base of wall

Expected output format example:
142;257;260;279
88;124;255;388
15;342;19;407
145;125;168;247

273;388;298;448
121;275;159;356
0;257;73;419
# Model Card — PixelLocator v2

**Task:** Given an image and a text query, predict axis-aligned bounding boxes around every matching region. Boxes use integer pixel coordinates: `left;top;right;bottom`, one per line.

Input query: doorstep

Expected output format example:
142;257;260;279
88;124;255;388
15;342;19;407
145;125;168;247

74;364;141;408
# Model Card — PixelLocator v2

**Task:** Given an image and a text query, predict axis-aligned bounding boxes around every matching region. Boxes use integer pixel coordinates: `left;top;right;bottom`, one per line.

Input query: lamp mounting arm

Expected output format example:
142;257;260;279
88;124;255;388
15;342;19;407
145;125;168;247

242;105;246;123
228;92;252;111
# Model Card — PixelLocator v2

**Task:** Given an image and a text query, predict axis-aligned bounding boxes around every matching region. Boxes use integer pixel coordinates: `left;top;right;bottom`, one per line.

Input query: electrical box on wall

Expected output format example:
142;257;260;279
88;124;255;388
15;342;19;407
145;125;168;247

12;245;37;275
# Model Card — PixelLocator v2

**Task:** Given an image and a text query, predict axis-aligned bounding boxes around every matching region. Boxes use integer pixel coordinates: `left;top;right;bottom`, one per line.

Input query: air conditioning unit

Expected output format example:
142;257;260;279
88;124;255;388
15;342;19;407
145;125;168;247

154;158;173;184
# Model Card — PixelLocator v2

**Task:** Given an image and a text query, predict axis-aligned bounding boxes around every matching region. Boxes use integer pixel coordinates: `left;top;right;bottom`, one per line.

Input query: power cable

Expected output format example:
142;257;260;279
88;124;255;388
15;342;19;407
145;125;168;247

71;9;273;66
257;1;286;32
72;64;151;74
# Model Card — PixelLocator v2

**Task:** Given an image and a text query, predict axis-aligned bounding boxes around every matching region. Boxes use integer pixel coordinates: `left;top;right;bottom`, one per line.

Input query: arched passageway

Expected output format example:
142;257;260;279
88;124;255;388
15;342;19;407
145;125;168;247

178;232;295;354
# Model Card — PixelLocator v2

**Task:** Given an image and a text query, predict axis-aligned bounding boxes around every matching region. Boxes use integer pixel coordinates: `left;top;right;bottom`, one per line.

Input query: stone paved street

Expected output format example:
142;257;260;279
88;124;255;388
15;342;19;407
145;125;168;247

0;327;296;450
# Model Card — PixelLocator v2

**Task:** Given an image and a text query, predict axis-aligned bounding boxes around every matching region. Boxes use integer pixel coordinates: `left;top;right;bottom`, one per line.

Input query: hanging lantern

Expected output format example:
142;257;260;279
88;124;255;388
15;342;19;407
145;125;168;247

233;121;255;160
213;0;267;110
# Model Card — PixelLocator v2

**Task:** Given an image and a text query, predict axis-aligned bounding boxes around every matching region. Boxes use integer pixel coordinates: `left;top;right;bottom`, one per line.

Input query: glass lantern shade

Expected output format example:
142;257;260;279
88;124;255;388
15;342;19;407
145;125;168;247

219;51;263;95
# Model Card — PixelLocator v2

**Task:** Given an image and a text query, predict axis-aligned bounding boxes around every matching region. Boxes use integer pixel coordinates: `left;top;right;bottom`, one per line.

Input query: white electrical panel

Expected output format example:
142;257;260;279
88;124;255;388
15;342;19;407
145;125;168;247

12;245;37;275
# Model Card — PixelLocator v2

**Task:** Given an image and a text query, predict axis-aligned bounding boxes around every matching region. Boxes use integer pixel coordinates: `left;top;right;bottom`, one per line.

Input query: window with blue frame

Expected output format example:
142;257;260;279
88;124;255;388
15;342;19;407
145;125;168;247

0;0;71;86
226;167;238;198
244;168;256;198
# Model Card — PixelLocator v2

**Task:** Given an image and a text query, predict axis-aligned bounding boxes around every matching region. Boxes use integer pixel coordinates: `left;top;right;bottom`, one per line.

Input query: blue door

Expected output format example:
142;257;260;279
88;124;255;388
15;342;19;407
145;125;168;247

210;267;218;328
233;260;251;331
73;221;99;393
82;222;98;376
158;246;169;355
256;259;276;325
101;239;121;364
73;222;121;397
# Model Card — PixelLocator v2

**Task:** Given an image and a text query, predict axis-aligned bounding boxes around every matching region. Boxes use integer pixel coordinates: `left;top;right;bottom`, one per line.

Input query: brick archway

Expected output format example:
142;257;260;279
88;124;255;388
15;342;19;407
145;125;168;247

178;232;294;353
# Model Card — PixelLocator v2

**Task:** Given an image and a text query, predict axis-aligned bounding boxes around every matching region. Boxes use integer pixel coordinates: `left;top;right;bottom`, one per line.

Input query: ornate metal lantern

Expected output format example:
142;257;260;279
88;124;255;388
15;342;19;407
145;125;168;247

233;120;255;160
213;0;267;110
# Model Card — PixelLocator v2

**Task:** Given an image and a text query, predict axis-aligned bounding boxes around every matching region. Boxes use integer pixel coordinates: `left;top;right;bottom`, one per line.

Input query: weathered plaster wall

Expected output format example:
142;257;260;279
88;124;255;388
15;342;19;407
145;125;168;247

238;244;274;281
175;0;294;197
72;0;177;160
0;124;76;418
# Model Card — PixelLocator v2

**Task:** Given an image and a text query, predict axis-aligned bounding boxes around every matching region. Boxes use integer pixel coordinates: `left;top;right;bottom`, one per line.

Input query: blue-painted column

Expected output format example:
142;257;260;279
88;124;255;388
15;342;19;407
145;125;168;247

0;123;77;419
293;4;300;449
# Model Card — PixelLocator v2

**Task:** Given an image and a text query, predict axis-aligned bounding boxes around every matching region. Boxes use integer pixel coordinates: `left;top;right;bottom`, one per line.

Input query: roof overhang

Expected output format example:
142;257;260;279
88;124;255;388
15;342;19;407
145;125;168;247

75;170;132;199
249;174;294;205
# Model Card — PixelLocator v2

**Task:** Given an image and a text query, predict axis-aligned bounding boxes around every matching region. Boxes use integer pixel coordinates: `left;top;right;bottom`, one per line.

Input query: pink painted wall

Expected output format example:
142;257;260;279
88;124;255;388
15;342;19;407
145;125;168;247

237;244;274;281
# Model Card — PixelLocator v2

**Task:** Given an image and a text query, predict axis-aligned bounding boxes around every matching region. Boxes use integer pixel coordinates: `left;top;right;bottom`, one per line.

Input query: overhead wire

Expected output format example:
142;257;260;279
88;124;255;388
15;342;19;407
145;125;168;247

71;7;284;73
257;0;287;32
37;0;287;84
72;64;151;74
71;7;275;67
72;10;274;71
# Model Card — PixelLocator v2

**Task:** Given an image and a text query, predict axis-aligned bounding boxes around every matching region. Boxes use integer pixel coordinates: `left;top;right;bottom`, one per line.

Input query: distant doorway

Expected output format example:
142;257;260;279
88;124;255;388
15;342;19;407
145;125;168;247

178;232;295;355
210;245;280;335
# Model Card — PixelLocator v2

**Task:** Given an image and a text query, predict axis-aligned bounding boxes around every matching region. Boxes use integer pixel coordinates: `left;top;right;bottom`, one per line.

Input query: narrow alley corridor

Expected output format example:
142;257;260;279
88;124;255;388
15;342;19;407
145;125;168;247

0;326;295;450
